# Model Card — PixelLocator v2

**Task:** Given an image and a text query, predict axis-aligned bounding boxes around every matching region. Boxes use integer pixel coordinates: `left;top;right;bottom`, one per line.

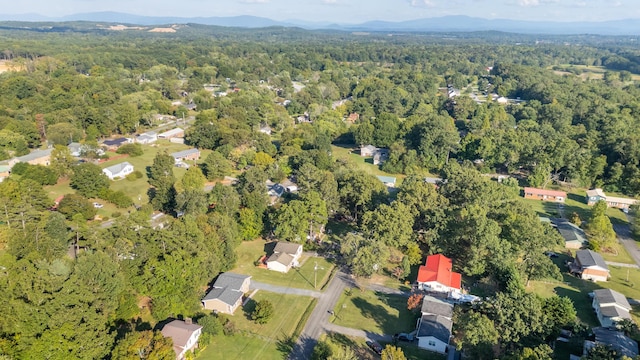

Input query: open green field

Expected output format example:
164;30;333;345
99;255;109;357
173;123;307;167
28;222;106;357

331;289;418;335
232;239;335;291
44;141;213;218
551;64;640;81
198;291;316;360
522;188;629;224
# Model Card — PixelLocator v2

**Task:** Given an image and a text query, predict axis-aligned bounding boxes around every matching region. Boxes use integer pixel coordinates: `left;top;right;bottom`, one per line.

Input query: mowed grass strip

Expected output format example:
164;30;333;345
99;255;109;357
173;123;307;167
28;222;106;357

331;290;417;335
232;239;335;291
197;291;316;360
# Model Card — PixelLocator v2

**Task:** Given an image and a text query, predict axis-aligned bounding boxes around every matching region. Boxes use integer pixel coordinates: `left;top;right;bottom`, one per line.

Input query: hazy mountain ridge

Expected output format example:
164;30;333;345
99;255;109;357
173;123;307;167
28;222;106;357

0;12;639;35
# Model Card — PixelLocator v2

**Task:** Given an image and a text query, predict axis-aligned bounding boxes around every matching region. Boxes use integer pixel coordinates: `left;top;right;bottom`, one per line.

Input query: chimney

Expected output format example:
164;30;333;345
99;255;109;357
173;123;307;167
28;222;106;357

185;317;192;325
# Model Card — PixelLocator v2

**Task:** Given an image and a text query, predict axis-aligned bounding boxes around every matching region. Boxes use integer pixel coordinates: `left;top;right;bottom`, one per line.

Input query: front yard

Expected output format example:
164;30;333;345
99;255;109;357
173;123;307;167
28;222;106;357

197;291;316;360
232;239;335;291
319;333;445;360
331;289;417;335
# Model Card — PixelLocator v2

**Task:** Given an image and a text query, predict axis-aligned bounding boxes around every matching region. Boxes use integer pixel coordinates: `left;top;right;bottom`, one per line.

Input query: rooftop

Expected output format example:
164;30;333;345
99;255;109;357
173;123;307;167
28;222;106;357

421;295;454;318
417;254;462;290
416;314;452;343
161;319;202;349
16;148;52;162
524;187;567;198
267;252;295;267
593;289;631;310
576;249;608;270
592;327;639;359
273;242;301;255
104;161;133;174
171;148;200;158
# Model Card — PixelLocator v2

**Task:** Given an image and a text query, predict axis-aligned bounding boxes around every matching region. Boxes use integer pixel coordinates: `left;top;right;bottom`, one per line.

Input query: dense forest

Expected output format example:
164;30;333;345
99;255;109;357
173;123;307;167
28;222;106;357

0;24;639;359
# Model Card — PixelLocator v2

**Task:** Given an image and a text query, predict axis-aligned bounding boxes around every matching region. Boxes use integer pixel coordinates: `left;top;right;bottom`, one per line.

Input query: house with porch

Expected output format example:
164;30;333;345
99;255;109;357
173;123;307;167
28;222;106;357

586;188;638;210
171;148;200;163
417;254;462;296
583;327;639;359
202;272;251;315
570;249;610;282
592;289;633;328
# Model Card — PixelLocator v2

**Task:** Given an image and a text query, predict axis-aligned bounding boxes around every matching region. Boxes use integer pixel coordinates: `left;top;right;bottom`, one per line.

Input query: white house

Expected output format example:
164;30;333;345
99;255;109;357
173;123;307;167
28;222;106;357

266;242;303;273
417;254;462;296
592;289;633;328
416;296;454;354
135;131;158;144
161;319;202;360
158;128;185;139
102;162;134;180
570;250;610;282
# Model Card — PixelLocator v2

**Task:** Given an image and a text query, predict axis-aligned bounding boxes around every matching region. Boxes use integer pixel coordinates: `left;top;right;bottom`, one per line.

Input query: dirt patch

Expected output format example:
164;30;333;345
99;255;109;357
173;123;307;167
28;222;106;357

0;60;24;73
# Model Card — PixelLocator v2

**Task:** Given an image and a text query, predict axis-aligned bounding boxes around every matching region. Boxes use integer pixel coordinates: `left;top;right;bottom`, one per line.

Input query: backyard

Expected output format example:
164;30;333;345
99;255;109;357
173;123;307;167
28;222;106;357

331;289;417;335
319;333;445;360
331;144;407;186
197;291;316;360
232;239;335;291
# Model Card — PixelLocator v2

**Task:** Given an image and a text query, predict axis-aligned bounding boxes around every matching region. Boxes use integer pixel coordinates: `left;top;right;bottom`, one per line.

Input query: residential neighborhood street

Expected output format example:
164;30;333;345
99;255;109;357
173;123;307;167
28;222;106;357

249;281;323;298
613;223;640;267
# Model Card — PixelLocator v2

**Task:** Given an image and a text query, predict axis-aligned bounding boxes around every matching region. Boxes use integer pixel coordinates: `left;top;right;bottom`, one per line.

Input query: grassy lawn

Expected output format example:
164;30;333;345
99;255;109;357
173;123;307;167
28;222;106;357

528;253;640;326
522;189;629;224
198;291;316;360
318;333;445;360
232;239;335;291
599;242;636;265
331;289;418;335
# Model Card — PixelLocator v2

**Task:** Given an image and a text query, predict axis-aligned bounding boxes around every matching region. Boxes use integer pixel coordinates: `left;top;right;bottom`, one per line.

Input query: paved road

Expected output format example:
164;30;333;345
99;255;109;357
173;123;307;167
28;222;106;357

605;261;639;268
613;223;640;267
289;270;355;360
249;281;322;298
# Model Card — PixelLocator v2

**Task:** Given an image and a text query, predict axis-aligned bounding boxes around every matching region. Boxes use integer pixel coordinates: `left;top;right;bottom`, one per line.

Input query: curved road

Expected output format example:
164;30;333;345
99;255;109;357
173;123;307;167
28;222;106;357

613;222;640;267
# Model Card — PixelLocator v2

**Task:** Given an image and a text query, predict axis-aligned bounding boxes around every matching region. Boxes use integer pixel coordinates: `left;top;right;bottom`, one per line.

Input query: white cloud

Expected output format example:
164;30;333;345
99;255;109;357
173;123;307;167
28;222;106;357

239;0;269;3
410;0;436;7
322;0;338;3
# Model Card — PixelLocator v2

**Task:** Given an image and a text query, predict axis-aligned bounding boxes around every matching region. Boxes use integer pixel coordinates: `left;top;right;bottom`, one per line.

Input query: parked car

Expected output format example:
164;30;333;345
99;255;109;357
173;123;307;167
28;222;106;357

366;340;383;355
93;202;104;209
395;333;414;342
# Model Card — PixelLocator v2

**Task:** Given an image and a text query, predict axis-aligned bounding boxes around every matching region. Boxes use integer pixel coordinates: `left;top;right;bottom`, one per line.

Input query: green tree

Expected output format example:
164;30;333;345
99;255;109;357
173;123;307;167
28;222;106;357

337;170;387;222
454;311;498;360
50;145;76;178
148;152;176;212
586;214;616;250
198;314;224;336
339;232;389;278
70;163;110;198
201;151;232;180
239;208;262;241
251;300;274;324
46;122;83;145
57;193;97;220
116;143;144;157
361;202;414;247
112;330;175;360
381;345;406;360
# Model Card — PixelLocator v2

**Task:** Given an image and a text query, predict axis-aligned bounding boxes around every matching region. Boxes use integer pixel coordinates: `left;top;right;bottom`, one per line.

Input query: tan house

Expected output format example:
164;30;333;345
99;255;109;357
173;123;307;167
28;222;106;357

161;319;202;360
171;148;200;162
9;148;53;167
201;272;251;315
266;242;303;273
523;187;566;202
570;249;610;282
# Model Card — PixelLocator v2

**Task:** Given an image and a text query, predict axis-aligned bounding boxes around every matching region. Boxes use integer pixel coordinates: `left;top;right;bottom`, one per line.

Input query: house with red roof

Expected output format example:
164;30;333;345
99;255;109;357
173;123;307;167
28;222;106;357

523;187;566;203
417;254;462;296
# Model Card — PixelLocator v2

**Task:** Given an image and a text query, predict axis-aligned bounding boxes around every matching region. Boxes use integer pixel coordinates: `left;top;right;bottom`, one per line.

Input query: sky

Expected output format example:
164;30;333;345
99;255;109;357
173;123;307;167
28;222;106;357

2;0;638;23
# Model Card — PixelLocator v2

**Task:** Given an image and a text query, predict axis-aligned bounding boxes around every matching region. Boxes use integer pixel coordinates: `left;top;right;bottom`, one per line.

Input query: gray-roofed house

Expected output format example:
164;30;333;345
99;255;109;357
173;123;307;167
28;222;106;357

584;327;639;359
68;142;83;157
421;295;454;319
158;128;185;139
9;148;53;167
376;175;397;188
202;272;251;315
592;289;633;328
161;319;203;360
103;162;134;180
416;314;453;354
135;131;158;144
553;218;588;249
171;148;200;163
570;249;610;282
266;242;303;273
416;295;454;354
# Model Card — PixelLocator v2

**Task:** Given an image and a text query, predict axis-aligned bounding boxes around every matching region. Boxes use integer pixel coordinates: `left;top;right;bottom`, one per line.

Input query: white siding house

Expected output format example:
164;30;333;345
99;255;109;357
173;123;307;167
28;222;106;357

103;162;134;180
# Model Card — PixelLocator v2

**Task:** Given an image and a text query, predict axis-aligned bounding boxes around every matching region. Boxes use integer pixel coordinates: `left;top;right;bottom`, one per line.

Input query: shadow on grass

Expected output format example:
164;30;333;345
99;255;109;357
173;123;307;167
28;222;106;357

351;293;416;335
243;298;257;321
294;267;315;289
568;192;586;204
275;333;296;357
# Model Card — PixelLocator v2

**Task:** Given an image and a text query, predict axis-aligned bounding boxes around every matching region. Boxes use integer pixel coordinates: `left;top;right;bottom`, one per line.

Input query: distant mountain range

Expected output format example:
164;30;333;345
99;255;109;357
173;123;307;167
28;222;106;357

0;12;639;36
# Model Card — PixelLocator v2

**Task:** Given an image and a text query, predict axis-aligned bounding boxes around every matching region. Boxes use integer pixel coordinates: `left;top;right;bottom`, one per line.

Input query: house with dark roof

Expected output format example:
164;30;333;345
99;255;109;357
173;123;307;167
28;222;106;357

417;254;462;296
552;218;588;249
416;296;454;354
103;162;134;180
266;242;303;273
570;249;610;282
161;319;203;360
420;295;454;319
523;187;567;202
202;272;251;315
584;327;639;359
592;289;633;328
101;137;132;151
171;148;200;162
